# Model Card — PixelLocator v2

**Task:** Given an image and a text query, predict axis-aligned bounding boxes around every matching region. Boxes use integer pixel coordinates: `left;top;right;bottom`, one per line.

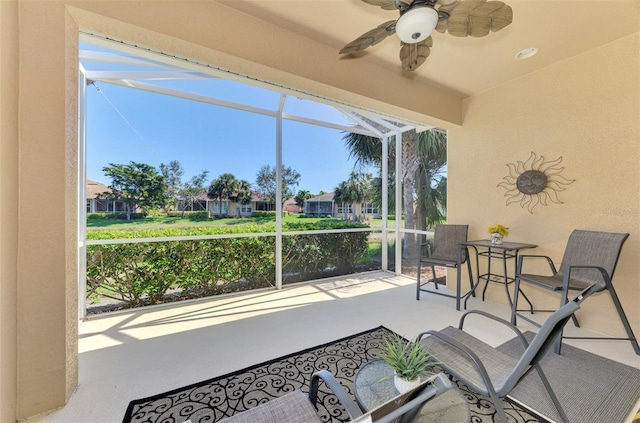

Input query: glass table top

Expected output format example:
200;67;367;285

354;359;469;423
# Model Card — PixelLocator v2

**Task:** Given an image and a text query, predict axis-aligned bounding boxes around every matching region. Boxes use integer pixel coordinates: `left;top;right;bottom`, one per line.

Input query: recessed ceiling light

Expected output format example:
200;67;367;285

516;47;539;60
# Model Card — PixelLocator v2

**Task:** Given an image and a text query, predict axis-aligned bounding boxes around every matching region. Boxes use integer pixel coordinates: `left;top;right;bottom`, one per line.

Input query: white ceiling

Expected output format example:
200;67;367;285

219;0;640;97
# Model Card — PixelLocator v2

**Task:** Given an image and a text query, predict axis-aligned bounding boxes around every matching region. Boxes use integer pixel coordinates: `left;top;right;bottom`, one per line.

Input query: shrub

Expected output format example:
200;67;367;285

86;221;371;309
87;212;146;220
145;208;166;217
166;211;209;218
252;211;276;218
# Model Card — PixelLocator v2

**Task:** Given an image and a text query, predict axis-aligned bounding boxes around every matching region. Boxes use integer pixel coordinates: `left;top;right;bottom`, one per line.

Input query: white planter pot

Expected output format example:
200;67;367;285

393;375;421;394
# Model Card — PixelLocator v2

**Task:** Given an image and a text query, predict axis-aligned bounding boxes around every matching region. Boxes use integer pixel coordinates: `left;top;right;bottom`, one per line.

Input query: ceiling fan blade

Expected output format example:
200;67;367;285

435;0;459;33
437;0;512;37
399;37;432;71
361;0;406;10
487;2;513;31
443;0;485;36
467;1;504;36
469;1;512;36
339;20;397;55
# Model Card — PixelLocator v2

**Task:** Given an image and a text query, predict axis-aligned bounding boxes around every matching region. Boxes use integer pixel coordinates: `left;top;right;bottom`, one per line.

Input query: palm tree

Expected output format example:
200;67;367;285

334;172;371;221
208;173;238;217
414;130;448;231
333;181;351;220
294;190;313;209
233;179;253;217
342;128;447;254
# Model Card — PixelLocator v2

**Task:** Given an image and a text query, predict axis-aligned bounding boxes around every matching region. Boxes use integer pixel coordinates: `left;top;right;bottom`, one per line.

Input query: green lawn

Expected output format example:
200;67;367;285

87;214;397;232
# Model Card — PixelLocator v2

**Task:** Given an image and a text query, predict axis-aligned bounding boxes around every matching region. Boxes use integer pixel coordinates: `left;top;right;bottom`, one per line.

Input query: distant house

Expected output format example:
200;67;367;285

87;180;300;217
303;192;379;219
284;198;302;214
205;191;302;217
86;180;128;213
174;196;207;212
205;191;299;217
303;192;335;217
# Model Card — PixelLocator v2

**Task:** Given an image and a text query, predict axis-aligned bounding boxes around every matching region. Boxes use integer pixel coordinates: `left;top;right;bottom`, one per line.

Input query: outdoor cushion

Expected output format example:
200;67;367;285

422;326;519;396
219;389;322;423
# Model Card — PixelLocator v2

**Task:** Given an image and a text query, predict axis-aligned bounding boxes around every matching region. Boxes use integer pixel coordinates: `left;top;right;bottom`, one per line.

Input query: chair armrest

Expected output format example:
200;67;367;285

517;254;557;276
309;370;363;420
458;310;530;349
419;242;432;258
562;265;611;292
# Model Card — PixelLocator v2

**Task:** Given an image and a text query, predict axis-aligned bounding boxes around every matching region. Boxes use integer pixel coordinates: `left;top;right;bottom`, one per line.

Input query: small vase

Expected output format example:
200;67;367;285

491;233;503;245
393;375;421;394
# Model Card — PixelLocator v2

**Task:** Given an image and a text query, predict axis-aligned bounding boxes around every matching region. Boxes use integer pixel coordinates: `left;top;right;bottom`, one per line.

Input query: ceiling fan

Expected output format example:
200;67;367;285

339;0;513;71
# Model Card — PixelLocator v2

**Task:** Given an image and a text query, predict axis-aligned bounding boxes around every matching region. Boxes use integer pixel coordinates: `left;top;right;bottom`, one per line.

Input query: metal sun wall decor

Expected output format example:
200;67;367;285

498;152;576;213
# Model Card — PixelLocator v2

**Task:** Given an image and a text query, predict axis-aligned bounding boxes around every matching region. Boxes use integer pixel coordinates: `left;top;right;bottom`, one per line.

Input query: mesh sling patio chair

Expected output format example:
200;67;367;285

418;284;601;423
221;369;453;423
510;229;639;355
416;224;474;311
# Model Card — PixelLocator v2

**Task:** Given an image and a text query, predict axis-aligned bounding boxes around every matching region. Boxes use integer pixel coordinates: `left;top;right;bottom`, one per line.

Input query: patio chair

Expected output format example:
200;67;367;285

220;369;452;423
417;284;601;423
416;224;474;310
510;229;639;355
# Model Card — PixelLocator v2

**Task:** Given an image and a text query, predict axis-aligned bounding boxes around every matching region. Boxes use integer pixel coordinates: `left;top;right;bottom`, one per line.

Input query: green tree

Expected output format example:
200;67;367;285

294;190;313;208
160;160;209;218
207;173;238;217
343;129;447;253
334;172;372;221
234;179;253;217
414;130;448;231
101;161;168;220
334;181;351;220
255;164;301;213
159;160;183;211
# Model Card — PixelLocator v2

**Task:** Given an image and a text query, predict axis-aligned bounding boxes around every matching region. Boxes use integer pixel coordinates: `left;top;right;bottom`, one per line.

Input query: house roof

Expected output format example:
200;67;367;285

86;180;111;199
197;190;294;204
202;190;270;202
305;192;335;202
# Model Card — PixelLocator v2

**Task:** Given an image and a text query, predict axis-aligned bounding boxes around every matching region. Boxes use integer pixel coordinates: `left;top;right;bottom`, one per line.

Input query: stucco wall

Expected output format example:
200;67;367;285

448;33;640;338
1;2;19;422
14;1;80;419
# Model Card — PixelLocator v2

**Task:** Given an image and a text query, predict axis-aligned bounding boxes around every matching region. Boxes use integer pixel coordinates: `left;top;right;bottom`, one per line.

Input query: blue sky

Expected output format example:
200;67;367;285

85;69;373;196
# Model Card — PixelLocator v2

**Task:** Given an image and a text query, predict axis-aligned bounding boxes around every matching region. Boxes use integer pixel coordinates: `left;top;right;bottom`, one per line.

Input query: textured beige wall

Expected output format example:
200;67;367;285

1;1;19;422
15;1;79;418
448;33;640;338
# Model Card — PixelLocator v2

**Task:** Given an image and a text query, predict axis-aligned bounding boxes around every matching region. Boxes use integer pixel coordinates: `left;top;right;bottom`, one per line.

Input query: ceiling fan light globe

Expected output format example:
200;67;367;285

395;6;439;44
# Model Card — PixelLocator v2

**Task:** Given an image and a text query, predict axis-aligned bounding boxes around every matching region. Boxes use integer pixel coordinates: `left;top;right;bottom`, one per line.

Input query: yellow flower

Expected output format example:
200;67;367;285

487;224;509;236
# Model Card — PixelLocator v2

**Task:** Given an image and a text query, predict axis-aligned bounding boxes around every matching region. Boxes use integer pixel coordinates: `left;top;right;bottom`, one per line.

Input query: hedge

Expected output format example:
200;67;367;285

87;212;147;220
86;221;371;308
165;211;209;218
251;211;277;218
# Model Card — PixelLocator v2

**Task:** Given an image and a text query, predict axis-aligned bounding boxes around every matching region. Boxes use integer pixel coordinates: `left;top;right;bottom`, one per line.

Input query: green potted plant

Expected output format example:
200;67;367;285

379;334;438;393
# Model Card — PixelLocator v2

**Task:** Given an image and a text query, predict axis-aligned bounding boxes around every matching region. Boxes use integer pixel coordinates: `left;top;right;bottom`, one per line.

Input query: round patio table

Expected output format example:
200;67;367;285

354;359;469;423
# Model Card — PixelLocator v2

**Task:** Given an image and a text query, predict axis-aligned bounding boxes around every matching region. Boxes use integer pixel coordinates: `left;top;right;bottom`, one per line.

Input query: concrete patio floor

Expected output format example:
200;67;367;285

25;271;640;423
